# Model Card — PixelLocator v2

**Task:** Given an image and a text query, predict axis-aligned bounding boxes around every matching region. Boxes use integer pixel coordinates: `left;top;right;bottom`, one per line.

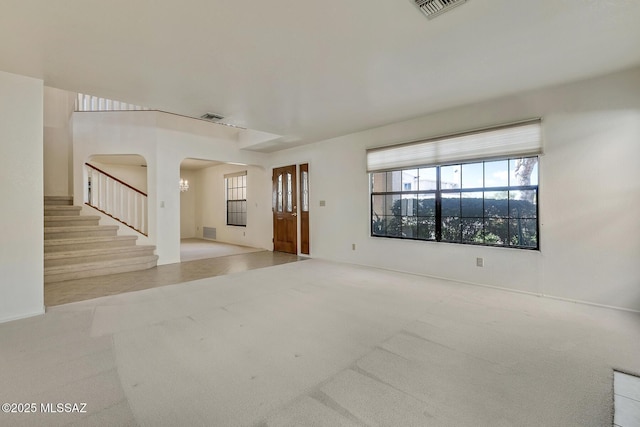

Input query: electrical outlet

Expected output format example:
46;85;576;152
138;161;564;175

352;243;356;251
319;200;326;207
476;257;484;267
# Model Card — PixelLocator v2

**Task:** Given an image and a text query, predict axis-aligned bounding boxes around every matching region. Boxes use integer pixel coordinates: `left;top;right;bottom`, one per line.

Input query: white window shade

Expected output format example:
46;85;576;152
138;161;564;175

367;120;542;172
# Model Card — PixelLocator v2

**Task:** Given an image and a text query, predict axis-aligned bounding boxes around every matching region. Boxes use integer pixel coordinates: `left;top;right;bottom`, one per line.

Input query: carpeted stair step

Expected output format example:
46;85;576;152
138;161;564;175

45;245;156;267
44;215;101;227
44;196;73;206
44;255;159;283
44;235;138;253
44;206;82;216
44;225;119;240
42;199;158;282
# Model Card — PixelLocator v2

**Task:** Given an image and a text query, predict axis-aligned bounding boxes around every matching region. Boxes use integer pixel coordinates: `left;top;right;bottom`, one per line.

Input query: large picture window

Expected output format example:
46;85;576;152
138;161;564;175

225;172;247;227
367;120;542;249
370;158;538;248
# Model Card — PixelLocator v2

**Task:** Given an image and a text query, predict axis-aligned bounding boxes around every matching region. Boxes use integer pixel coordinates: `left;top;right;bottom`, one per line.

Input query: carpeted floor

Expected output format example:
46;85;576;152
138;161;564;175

2;259;639;426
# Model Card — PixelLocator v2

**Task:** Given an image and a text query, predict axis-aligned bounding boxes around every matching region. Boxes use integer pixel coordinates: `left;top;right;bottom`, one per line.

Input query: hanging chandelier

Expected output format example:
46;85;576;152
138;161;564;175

179;178;189;192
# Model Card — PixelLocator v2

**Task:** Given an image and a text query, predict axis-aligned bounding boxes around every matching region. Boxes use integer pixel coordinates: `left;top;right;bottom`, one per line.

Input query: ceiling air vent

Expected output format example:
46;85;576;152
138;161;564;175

200;112;225;122
415;0;467;19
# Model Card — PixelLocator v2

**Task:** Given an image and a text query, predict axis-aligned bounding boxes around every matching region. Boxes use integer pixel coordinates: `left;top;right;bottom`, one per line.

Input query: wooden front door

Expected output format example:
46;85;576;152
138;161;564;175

273;165;297;254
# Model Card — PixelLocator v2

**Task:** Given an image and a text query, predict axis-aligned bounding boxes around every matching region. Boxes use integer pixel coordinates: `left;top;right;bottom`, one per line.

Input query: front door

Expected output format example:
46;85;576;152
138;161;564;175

273;165;297;254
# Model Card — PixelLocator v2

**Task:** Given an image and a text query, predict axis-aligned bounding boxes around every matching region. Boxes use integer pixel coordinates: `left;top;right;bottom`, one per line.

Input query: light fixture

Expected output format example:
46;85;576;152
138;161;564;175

179;178;189;192
200;112;225;121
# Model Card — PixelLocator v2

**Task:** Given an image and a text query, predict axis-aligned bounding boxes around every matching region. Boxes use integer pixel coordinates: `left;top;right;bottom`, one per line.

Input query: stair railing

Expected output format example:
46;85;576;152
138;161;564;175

76;93;149;112
84;163;148;235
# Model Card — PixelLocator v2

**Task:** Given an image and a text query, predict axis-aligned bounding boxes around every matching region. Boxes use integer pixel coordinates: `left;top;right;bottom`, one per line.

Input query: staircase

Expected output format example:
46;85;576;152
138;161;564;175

44;196;158;283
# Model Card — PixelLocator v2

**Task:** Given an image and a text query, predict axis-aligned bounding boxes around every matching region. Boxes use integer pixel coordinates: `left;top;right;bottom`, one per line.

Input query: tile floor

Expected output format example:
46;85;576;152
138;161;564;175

45;250;303;306
614;371;640;427
180;238;263;262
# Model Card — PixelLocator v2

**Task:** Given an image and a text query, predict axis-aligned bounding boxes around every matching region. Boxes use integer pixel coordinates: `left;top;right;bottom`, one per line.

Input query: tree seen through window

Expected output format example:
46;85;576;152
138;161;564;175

371;157;538;249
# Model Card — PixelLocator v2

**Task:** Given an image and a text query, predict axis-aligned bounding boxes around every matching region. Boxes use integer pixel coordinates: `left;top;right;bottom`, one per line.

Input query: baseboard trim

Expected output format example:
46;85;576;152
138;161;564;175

540;294;640;314
317;258;640;314
0;307;46;324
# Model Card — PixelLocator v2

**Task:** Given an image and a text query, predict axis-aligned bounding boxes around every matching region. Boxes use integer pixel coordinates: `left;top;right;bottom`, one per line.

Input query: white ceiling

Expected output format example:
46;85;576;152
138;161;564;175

91;155;222;170
2;1;640;151
180;158;223;171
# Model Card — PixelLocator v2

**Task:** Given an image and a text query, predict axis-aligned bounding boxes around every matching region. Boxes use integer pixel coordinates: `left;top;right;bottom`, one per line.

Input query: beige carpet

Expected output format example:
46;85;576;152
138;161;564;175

2;259;639;426
180;238;263;262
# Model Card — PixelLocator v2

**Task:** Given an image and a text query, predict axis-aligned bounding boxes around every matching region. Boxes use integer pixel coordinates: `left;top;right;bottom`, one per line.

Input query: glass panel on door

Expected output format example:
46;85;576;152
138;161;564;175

277;174;283;213
286;173;293;212
302;171;309;212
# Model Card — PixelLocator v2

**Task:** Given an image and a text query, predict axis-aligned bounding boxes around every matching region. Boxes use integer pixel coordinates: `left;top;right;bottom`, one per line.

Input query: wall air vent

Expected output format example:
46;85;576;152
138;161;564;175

415;0;467;19
203;227;216;240
200;112;225;122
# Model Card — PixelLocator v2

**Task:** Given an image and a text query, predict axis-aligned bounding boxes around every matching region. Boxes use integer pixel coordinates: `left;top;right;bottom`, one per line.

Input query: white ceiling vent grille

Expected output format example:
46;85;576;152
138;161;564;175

200;112;225;121
415;0;467;19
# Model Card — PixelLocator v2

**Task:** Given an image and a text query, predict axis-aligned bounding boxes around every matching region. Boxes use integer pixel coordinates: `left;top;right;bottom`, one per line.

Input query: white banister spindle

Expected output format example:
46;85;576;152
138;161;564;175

103;176;109;212
91;169;96;205
127;192;132;228
105;176;109;211
110;179;115;213
137;194;141;232
119;187;124;224
90;168;95;204
84;164;148;235
140;195;144;231
100;175;105;211
97;174;103;209
142;199;147;233
99;174;104;210
134;193;139;230
116;186;120;222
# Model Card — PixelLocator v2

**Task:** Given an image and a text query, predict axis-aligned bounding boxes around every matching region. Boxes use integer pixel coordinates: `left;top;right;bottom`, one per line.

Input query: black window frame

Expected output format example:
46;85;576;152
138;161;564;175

225;173;247;227
370;157;539;250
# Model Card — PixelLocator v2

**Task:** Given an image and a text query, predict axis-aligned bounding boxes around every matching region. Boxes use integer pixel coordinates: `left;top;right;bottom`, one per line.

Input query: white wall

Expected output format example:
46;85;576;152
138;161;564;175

89;160;148;193
179;169;198;239
0;71;44;323
73;110;271;265
73;112;157;245
43;86;75;196
270;66;640;312
195;164;271;249
69;67;640;311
